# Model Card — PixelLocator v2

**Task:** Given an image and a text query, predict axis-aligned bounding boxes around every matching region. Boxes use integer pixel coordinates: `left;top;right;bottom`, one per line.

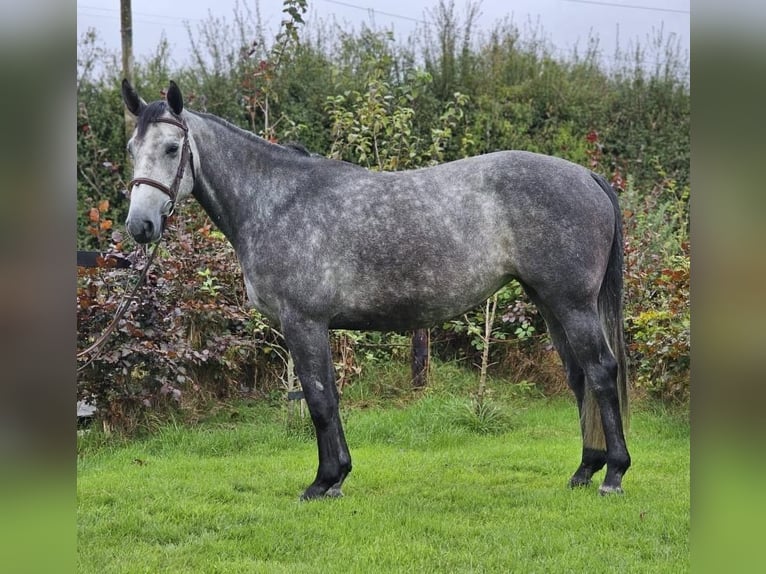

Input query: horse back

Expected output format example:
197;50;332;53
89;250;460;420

244;151;614;329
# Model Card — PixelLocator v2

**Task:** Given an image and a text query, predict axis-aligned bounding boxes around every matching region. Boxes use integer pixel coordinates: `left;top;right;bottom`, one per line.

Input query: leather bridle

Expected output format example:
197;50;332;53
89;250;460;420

127;115;196;215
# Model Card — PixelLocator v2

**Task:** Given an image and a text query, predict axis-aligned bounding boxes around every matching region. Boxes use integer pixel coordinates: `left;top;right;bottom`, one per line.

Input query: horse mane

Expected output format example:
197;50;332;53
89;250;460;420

136;102;314;160
189;110;314;157
282;142;312;156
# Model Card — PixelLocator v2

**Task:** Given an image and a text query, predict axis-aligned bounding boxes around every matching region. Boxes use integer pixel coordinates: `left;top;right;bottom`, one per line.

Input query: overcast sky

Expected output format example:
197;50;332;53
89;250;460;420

77;0;689;71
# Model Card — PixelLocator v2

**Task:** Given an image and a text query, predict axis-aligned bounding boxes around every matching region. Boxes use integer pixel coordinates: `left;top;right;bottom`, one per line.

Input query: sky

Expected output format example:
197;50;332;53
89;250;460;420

77;0;690;72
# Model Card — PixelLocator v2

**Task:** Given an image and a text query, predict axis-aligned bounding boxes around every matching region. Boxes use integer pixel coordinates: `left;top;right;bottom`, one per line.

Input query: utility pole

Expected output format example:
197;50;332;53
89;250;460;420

120;0;135;142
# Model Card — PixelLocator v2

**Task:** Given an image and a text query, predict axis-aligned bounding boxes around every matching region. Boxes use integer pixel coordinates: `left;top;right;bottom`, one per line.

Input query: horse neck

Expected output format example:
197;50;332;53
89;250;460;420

185;111;302;248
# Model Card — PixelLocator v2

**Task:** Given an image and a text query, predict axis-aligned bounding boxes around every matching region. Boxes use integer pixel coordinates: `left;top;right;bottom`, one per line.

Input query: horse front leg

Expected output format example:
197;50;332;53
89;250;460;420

280;310;352;500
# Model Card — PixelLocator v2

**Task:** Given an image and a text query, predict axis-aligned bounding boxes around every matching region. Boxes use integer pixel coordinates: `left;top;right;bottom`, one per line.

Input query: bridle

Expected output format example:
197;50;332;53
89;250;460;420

127;115;196;216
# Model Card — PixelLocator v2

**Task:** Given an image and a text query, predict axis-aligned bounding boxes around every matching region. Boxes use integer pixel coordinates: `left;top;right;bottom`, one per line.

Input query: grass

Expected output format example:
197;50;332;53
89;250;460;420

78;364;689;573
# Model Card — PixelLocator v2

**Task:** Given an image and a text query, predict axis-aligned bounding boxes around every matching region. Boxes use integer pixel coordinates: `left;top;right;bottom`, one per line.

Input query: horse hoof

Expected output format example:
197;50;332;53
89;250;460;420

325;486;344;498
299;485;325;501
598;484;624;496
299;485;344;501
568;474;593;488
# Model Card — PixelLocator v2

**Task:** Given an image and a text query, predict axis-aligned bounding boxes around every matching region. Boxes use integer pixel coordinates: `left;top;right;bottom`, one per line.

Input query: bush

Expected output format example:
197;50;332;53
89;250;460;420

622;161;690;402
77;206;288;433
76;0;689;425
624;235;690;402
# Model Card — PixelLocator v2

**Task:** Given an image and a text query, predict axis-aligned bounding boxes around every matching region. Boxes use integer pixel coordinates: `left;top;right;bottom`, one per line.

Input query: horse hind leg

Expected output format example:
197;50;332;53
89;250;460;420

280;310;352;500
568;369;609;488
556;306;631;494
546;323;608;489
522;288;608;488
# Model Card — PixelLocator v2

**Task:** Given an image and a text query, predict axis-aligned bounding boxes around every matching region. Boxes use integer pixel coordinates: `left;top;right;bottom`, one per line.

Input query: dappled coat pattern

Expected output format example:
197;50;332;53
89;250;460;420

122;80;630;499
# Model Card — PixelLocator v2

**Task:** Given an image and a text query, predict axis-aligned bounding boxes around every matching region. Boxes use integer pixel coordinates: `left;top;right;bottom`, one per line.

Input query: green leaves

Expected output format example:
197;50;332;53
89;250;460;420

196;267;222;298
622;159;690;402
326;67;476;171
441;283;542;356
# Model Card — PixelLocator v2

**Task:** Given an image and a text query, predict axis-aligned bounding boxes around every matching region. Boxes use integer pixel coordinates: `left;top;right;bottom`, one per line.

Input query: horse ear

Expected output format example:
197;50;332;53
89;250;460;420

167;80;184;115
121;79;146;117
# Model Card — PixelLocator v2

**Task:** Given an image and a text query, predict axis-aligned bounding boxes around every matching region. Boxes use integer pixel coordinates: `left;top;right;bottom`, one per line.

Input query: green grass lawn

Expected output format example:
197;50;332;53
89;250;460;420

78;387;689;573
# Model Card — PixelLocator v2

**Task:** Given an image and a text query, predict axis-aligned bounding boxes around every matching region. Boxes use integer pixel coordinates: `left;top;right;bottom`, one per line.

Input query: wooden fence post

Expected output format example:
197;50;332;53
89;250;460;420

411;328;430;388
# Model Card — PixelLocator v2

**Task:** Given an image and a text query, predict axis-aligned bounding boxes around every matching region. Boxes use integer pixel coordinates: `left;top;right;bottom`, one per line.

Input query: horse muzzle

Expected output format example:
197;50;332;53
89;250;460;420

126;214;163;244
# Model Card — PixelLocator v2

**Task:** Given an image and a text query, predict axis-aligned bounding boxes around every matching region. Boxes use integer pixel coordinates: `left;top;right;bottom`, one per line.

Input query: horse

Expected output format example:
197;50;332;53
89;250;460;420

121;80;631;499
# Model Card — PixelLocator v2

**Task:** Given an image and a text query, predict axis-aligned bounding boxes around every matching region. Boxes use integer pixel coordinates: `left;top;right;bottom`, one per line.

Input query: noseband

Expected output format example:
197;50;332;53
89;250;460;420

128;115;196;214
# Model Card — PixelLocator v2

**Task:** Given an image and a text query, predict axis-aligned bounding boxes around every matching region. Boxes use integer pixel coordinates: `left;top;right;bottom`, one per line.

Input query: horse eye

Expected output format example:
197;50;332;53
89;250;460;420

166;143;179;155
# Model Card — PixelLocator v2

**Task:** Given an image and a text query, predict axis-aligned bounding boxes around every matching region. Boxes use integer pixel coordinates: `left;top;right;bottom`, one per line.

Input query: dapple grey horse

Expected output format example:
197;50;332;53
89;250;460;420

122;80;630;499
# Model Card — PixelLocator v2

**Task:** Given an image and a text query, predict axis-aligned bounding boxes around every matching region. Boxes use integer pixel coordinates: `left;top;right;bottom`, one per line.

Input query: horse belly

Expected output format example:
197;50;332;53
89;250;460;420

329;264;513;332
329;301;465;332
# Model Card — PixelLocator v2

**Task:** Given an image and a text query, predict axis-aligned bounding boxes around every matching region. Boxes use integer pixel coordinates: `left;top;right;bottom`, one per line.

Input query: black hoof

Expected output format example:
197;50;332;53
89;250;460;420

569;465;595;488
300;484;325;501
300;482;345;501
569;476;593;488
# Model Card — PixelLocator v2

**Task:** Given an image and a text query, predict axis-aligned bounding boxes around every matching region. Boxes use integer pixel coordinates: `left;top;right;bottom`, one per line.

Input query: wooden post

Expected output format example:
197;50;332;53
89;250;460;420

285;353;306;421
120;0;135;141
411;329;430;388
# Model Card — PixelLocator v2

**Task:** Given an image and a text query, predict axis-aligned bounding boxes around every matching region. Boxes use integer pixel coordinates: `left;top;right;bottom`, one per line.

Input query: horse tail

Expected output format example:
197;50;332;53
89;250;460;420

582;173;630;450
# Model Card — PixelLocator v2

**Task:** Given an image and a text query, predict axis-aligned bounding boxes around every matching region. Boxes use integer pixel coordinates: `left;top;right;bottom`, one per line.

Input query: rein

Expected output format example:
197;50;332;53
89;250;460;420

78;114;194;371
76;242;160;371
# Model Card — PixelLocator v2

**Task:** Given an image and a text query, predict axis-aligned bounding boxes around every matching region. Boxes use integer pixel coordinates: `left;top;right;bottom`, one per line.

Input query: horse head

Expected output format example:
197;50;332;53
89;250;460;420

122;80;197;243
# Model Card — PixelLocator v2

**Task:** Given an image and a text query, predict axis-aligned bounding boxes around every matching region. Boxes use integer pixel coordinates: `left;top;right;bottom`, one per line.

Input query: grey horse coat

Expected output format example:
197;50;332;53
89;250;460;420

122;80;630;499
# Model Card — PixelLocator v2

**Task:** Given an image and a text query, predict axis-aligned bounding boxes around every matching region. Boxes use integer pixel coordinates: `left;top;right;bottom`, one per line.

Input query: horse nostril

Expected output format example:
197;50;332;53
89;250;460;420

126;218;155;243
